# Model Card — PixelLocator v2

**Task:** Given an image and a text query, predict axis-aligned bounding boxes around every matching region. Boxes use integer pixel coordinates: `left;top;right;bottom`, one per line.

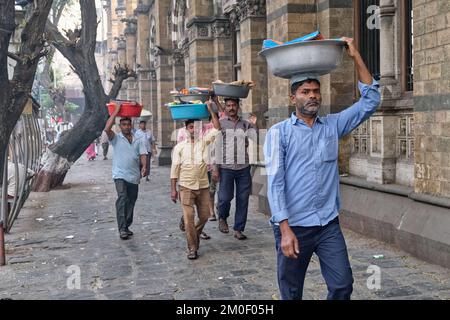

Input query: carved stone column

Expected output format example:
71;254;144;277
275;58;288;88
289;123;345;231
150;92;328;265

170;49;185;90
135;1;151;115
124;19;138;101
211;18;232;84
365;0;401;184
153;0;176;166
237;0;268;128
116;37;127;99
380;1;396;81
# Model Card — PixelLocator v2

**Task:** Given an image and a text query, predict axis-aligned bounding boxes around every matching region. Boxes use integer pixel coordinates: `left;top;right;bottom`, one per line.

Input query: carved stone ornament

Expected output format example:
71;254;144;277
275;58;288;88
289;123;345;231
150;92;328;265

135;3;150;15
151;45;165;57
149;69;156;80
197;25;209;37
212;21;231;38
236;0;266;21
171;49;184;65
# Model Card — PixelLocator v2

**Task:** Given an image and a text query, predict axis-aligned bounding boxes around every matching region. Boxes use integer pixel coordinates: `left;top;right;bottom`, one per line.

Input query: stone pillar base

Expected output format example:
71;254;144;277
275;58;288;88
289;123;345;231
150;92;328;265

156;146;173;166
367;157;397;184
251;165;271;216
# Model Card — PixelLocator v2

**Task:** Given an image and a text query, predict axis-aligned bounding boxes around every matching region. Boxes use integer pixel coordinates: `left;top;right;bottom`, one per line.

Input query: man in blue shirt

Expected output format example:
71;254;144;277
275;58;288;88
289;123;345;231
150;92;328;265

264;37;381;300
105;103;148;240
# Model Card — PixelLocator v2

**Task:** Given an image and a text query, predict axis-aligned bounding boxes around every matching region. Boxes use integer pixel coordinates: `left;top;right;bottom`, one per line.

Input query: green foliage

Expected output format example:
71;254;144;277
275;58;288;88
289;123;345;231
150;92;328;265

65;101;79;111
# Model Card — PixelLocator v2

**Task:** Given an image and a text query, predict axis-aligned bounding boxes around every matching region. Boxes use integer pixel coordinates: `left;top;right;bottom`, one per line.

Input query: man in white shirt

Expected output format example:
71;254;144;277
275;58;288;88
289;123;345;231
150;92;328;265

135;120;157;182
100;130;110;160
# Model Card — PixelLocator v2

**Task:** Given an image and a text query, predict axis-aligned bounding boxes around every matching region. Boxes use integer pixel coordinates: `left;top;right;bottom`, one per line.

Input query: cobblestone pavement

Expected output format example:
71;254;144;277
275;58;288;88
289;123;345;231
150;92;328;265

1;155;450;300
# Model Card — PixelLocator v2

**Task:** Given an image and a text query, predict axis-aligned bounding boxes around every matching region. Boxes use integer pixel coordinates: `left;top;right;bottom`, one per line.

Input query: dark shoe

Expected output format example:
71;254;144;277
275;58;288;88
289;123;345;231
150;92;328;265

187;249;198;260
119;231;129;240
125;229;133;236
234;231;247;240
218;219;229;233
179;216;185;232
200;232;211;240
209;214;217;221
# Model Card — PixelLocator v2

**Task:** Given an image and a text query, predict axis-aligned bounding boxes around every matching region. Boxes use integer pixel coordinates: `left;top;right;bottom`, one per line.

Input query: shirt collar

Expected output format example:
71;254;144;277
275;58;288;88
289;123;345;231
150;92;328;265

118;132;136;141
290;112;323;125
227;116;241;122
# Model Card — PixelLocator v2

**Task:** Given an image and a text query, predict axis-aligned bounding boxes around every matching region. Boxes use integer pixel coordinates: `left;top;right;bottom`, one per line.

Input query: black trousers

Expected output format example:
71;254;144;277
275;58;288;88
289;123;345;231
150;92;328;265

102;143;109;158
114;179;139;232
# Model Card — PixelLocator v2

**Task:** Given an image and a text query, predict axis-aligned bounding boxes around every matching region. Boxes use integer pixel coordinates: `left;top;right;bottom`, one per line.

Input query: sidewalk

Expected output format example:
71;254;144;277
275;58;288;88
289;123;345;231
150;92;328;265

1;155;449;300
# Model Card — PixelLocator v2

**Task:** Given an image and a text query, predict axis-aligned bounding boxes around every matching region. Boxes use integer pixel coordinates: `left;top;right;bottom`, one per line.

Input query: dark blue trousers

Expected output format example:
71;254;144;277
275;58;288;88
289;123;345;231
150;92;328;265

114;179;138;232
273;217;353;300
217;167;252;232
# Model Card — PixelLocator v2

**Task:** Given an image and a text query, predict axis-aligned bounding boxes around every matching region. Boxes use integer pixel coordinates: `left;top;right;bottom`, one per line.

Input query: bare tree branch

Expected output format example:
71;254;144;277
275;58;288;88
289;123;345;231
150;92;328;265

45;20;78;66
7;52;24;64
108;64;137;99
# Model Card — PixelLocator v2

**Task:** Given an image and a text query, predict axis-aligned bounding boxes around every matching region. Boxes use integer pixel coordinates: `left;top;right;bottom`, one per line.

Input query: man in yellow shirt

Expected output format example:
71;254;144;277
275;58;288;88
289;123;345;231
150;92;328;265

170;102;220;259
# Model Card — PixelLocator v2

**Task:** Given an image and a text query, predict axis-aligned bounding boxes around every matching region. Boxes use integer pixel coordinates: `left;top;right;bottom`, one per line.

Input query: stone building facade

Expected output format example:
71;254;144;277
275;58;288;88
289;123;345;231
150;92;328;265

102;0;450;268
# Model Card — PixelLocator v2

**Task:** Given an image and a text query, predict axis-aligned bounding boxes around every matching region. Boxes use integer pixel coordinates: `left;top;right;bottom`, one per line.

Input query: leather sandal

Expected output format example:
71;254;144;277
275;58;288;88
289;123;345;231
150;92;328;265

200;232;211;240
187;249;198;260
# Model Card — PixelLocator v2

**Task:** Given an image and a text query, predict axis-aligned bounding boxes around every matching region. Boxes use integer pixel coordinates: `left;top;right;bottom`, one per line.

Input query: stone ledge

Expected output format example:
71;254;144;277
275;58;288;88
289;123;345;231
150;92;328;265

340;184;450;269
251;169;450;268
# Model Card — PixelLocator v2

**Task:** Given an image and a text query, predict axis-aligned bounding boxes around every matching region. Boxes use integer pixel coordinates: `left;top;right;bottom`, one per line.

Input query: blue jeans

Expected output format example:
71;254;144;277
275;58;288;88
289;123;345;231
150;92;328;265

273;217;353;300
217;167;252;232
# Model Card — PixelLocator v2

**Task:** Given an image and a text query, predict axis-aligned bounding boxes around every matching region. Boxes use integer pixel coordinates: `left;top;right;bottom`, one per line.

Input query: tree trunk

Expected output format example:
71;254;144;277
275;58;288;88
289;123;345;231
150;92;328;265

0;0;15;183
34;0;134;191
0;0;53;183
32;149;70;192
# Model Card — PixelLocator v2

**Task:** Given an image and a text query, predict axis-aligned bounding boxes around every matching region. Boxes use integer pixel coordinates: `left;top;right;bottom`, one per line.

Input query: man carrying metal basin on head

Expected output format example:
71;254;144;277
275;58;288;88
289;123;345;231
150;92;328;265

264;37;381;300
170;101;221;260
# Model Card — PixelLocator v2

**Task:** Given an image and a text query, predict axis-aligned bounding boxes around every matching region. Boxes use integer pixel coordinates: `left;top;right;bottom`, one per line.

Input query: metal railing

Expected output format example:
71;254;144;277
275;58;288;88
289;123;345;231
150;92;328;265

0;106;44;265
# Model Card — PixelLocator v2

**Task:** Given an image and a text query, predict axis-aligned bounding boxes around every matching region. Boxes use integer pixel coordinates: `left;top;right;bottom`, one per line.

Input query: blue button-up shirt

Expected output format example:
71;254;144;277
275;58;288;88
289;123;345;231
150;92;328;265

110;132;148;185
264;80;380;227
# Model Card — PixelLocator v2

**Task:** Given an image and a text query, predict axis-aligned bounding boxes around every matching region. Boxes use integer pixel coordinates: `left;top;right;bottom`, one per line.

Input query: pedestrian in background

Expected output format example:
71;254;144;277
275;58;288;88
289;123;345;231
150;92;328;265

135;120;157;181
100;130;110;160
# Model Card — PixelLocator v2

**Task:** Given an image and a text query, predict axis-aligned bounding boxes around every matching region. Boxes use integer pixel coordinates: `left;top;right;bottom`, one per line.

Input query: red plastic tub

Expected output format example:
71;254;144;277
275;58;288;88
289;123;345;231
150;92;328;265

107;100;143;117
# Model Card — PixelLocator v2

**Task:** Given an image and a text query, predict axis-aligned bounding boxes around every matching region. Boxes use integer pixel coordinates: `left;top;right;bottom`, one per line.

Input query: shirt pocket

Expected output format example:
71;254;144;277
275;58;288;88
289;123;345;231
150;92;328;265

321;136;338;162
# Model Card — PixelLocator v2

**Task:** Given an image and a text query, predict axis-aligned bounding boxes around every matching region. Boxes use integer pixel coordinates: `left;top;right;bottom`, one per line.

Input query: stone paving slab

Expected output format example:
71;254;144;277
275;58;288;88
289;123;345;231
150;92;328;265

1;156;449;300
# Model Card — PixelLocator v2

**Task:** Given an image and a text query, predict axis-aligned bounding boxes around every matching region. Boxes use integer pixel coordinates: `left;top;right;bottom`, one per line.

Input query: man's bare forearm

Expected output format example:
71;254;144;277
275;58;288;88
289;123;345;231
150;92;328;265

171;178;178;191
105;109;119;139
354;52;373;85
279;220;291;234
140;154;147;170
211;109;220;130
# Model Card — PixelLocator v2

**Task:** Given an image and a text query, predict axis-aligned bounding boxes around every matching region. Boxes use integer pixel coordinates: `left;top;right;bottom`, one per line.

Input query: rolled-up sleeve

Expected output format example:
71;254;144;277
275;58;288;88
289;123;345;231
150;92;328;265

336;79;381;138
264;126;289;224
203;128;219;145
